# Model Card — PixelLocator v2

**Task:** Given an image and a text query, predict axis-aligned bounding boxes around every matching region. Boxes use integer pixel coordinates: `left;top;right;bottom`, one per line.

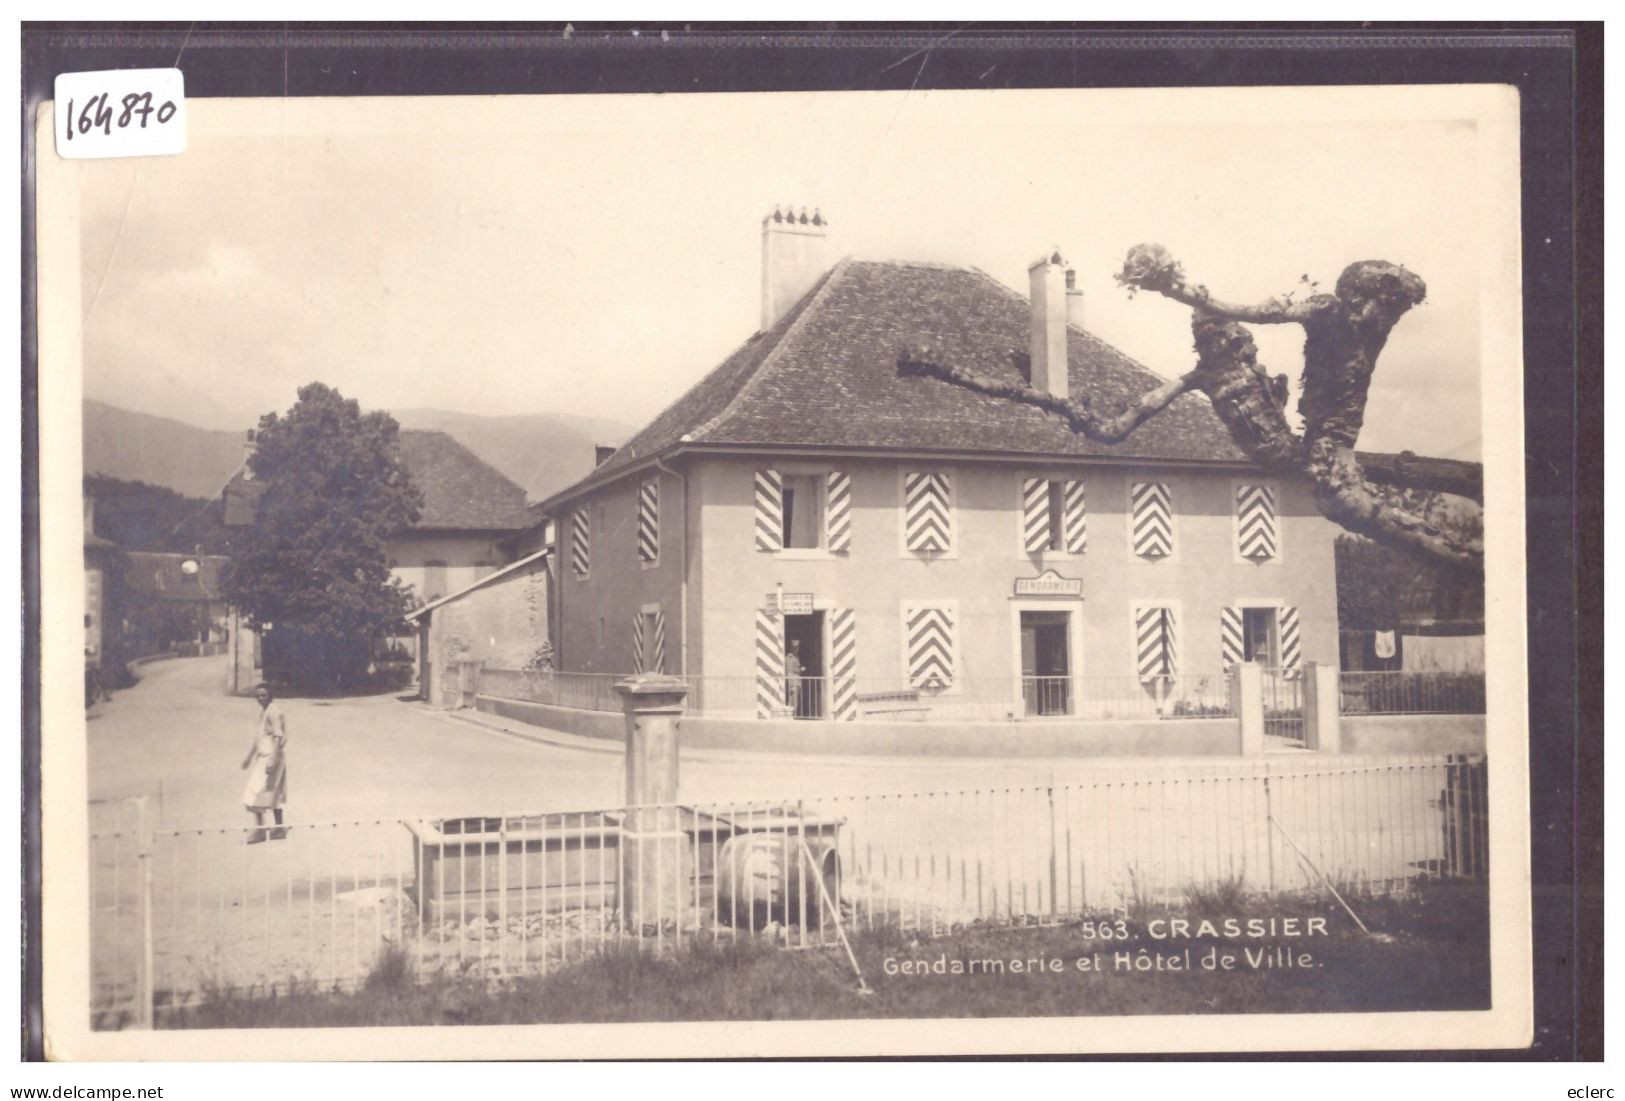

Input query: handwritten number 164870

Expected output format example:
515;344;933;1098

65;91;178;141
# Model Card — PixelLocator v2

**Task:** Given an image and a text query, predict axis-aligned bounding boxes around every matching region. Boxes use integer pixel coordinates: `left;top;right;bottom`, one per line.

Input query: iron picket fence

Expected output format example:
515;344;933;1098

88;755;1487;1028
478;669;1237;723
1339;671;1487;715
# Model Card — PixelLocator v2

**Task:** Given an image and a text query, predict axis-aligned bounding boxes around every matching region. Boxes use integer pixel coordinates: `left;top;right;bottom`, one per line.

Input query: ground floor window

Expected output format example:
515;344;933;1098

1242;606;1280;667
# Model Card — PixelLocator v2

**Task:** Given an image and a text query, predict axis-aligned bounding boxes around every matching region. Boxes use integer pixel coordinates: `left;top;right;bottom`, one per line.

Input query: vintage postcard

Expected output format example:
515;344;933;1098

36;80;1532;1059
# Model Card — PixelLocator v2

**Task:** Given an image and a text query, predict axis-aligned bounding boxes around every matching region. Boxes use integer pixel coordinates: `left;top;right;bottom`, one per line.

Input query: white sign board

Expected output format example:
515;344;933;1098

767;592;815;615
54;68;187;159
1014;570;1083;597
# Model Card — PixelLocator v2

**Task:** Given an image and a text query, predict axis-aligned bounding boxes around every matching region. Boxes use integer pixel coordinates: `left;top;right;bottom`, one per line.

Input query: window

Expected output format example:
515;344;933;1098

1235;483;1278;560
782;473;824;548
1021;477;1087;554
903;471;953;554
1242;607;1279;666
754;468;852;553
637;479;659;564
1130;482;1174;558
423;561;447;602
570;508;590;577
1133;604;1179;681
902;601;957;690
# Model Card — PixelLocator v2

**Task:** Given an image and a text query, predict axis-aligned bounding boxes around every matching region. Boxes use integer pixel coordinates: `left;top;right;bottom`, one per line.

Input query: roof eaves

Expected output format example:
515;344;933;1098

534;446;684;516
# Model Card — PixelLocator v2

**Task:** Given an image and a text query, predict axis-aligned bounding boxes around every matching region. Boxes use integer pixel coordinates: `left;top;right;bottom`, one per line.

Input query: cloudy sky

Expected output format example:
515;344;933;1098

74;87;1508;460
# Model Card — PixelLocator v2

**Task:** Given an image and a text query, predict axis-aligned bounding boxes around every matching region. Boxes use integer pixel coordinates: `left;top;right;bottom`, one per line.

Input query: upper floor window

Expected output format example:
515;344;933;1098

1235;483;1279;561
754;469;852;554
1021;477;1087;555
570;508;591;577
1130;482;1175;559
902;470;952;554
637;479;660;564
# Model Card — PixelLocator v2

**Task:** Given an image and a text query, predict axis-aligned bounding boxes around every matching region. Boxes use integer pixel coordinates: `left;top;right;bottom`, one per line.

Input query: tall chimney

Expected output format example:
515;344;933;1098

1065;267;1084;329
241;429;257;481
760;206;829;332
1028;250;1070;400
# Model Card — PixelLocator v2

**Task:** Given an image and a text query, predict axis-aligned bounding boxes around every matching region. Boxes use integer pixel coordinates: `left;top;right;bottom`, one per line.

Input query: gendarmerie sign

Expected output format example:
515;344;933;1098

1013;570;1083;597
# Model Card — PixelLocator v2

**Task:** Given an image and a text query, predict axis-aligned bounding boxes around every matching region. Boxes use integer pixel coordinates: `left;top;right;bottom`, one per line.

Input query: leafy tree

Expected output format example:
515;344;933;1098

83;475;229;553
220;383;422;690
900;246;1483;569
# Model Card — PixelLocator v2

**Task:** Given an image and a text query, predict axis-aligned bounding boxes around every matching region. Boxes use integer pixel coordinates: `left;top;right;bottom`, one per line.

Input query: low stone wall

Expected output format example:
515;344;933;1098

476;695;625;742
475;694;1240;758
1339;714;1486;756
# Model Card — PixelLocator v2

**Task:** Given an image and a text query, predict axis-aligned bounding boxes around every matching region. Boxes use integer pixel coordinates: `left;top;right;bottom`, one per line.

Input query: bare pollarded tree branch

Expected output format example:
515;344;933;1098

896;242;1484;571
1116;243;1322;324
897;342;1199;444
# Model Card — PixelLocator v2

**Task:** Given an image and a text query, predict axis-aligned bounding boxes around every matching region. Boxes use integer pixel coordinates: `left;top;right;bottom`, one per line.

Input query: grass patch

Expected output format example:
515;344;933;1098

165;879;1489;1030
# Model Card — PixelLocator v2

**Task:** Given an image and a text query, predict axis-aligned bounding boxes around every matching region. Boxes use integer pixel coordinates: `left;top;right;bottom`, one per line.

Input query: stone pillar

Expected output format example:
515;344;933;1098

1300;661;1343;753
1231;662;1265;756
614;674;692;930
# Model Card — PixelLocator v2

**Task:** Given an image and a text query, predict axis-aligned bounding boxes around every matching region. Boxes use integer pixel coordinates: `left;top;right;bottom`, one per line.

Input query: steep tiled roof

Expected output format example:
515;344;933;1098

577;258;1244;500
397;430;529;531
223;430;529;532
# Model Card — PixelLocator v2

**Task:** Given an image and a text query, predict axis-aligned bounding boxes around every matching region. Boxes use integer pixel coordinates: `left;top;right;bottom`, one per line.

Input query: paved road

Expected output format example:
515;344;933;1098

88;656;626;828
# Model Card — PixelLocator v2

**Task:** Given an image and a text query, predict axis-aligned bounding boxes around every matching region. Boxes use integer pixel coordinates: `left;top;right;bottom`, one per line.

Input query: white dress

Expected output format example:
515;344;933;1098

241;704;288;810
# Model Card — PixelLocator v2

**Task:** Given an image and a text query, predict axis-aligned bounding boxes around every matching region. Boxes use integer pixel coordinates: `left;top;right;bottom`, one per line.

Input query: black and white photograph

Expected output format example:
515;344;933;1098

28;32;1560;1064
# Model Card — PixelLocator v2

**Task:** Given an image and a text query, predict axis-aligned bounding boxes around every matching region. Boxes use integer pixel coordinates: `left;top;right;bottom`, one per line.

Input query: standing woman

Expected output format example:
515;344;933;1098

241;683;288;844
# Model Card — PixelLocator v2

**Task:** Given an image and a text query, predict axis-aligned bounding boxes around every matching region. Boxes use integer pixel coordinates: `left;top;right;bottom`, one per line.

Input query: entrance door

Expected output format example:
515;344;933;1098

1019;611;1071;716
783;612;826;719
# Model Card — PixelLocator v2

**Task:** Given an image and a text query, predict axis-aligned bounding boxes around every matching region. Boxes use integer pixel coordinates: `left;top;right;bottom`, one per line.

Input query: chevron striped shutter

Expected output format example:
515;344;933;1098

754;610;785;719
570;509;590;576
905;605;955;690
1135;606;1177;682
1236;484;1277;559
631;613;645;674
829;608;857;721
1063;480;1088;554
825;471;852;553
1279;605;1301;677
1021;478;1051;552
648;609;666;675
1220;606;1245;668
904;472;952;552
637;479;659;563
1131;482;1174;558
754;469;783;552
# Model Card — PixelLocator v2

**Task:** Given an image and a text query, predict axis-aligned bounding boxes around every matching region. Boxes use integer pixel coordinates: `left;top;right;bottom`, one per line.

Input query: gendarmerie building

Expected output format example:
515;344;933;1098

538;210;1338;723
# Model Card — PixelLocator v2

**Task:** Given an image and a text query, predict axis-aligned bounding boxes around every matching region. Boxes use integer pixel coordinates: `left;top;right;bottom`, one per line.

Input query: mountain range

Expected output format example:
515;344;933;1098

81;399;634;503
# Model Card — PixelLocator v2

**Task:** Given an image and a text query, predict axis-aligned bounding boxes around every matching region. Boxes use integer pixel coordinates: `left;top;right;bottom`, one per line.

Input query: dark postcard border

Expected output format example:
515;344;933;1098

19;22;1599;1062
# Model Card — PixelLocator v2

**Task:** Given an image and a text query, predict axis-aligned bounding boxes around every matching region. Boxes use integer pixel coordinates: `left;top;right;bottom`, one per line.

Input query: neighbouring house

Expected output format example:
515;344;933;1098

222;426;532;692
404;544;554;707
536;208;1346;725
119;551;233;657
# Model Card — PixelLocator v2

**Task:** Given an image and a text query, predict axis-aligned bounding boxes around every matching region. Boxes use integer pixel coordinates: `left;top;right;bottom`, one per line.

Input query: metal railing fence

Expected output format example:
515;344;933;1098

89;755;1487;1026
477;669;1237;722
1339;671;1487;715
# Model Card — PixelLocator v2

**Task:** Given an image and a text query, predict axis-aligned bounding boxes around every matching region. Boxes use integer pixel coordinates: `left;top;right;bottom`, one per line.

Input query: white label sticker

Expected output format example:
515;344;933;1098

54;68;186;159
